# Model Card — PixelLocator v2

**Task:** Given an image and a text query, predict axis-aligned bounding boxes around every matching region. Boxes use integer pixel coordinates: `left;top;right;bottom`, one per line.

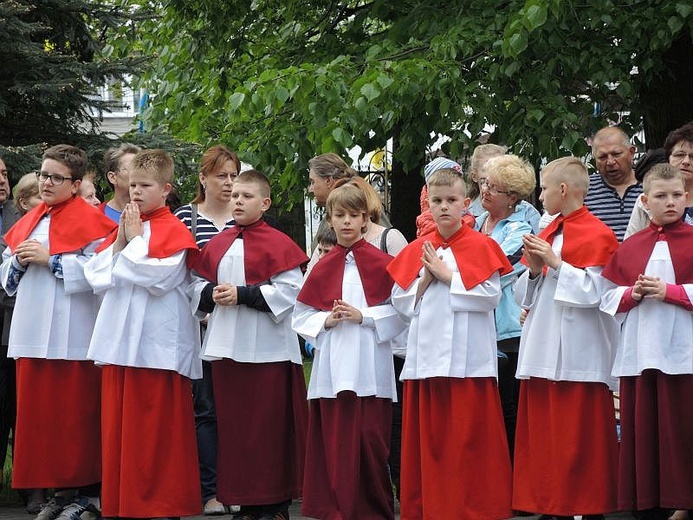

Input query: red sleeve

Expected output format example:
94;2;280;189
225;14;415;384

664;284;693;311
617;287;640;313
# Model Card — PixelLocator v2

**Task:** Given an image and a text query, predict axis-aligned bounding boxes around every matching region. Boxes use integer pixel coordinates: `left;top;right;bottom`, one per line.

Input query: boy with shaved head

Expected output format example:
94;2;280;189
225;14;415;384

513;157;620;519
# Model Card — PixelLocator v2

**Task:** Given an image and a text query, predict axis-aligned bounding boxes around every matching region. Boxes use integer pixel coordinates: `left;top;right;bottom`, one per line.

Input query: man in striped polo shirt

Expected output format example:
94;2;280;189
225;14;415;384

585;126;642;241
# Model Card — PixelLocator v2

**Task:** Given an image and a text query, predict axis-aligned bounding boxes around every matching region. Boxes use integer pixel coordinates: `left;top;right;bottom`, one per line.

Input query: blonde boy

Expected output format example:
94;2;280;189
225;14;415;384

388;169;513;519
601;164;693;519
85;149;202;519
513;157;620;519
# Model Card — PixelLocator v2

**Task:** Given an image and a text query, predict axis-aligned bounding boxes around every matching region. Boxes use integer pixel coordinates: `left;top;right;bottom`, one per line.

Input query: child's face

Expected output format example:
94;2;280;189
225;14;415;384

231;181;270;225
129;169;171;214
328;206;367;247
317;242;334;258
642;178;688;226
428;180;470;236
38;158;81;207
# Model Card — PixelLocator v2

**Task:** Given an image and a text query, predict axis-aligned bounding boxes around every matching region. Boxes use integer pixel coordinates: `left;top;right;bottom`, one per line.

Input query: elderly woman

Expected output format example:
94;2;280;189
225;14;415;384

475;154;537;458
625;122;693;239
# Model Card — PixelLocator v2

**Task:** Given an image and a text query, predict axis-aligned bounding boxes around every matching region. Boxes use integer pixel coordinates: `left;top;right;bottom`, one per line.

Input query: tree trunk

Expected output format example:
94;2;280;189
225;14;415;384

641;35;693;148
389;124;425;242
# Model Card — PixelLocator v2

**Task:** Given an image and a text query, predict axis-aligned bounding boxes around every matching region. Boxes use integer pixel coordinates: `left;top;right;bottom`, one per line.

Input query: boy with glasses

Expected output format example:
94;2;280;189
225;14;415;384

1;144;116;520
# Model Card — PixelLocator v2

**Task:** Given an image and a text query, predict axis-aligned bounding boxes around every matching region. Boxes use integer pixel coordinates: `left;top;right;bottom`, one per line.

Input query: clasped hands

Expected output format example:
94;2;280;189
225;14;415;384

15;239;49;267
325;299;362;329
522;234;561;277
631;274;666;302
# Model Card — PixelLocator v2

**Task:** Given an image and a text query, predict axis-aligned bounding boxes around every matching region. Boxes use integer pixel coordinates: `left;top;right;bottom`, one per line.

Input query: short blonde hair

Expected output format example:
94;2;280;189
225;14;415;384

13;172;40;215
131;149;174;185
482;155;536;199
470;144;507;174
235;169;271;198
542;156;589;195
427;168;467;197
643;163;684;194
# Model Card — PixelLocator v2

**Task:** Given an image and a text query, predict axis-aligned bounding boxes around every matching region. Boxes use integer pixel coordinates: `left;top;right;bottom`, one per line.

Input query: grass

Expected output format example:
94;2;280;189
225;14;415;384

1;449;22;506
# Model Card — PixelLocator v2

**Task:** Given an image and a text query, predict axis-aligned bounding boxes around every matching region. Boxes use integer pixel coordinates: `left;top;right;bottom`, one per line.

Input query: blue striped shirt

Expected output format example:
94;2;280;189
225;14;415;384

584;173;642;242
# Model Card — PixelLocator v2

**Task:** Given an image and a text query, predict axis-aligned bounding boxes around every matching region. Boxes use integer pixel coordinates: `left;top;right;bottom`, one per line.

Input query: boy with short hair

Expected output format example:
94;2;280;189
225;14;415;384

601;163;693;520
513;157;620;519
388;169;513;520
1;144;116;520
191;170;309;520
85;149;202;519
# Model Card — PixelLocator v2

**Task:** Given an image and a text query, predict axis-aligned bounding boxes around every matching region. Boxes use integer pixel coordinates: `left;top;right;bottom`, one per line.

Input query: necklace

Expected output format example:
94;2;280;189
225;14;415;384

482;217;495;235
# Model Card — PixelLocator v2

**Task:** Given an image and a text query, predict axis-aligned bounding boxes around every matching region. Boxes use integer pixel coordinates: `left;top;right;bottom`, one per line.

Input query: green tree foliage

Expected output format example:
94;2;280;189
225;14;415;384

123;0;693;236
0;0;145;146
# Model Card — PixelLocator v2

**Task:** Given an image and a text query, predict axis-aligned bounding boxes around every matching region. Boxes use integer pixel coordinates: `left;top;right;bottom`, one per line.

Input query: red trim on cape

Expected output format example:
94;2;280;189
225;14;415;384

521;205;618;271
387;225;512;290
297;238;394;310
192;219;308;285
4;196;116;255
602;219;693;286
96;206;199;262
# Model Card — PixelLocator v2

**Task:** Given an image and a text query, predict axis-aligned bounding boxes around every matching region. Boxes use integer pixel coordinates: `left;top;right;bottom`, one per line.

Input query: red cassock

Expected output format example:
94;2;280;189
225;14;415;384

6;196;116;489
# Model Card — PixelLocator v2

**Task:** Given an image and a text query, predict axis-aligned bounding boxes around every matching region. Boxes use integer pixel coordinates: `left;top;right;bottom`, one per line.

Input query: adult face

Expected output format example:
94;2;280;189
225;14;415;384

201;159;237;204
480;172;517;217
0;159;9;205
668;140;693;189
38;159;80;207
308;169;334;206
108;152;137;198
593;133;636;188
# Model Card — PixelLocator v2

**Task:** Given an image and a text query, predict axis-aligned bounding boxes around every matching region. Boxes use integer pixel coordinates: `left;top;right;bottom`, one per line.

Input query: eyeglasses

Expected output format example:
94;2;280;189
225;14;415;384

36;171;74;186
479;178;510;195
670;151;693;163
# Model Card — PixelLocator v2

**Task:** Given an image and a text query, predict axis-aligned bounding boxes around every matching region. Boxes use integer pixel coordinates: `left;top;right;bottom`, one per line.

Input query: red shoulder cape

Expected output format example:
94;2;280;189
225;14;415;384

4;196;116;254
192;219;308;285
297;238;394;311
96;206;199;262
602;219;693;285
521;206;618;270
387;225;513;290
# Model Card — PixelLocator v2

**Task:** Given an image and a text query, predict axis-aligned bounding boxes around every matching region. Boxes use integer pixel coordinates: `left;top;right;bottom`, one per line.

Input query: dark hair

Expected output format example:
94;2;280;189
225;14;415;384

316;225;337;247
634;148;667;182
663;122;693;157
308;153;357;180
193;145;242;203
104;143;142;179
43;144;88;180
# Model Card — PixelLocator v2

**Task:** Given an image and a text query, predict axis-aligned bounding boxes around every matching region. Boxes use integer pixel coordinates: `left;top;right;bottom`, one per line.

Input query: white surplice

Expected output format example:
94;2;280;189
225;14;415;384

515;235;619;390
292;251;406;400
600;240;693;377
188;238;303;364
1;217;101;360
392;246;502;380
84;224;202;379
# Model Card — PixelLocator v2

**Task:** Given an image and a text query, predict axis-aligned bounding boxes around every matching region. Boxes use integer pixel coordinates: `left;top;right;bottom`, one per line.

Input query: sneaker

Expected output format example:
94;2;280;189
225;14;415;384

35;499;66;520
204;498;227;516
55;497;100;520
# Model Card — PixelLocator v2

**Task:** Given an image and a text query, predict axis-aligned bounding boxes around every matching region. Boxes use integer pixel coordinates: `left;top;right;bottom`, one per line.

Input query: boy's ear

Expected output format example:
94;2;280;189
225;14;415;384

162;182;172;199
640;193;649;210
70;179;82;195
261;196;271;212
463;196;471;209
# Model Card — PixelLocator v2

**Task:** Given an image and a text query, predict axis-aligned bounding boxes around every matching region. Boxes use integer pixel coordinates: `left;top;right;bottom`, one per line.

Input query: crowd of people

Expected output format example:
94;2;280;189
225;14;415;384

0;120;691;520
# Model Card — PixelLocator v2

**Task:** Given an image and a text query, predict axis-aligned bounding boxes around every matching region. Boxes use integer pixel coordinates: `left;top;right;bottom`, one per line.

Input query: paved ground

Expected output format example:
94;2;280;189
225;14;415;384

0;503;637;520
